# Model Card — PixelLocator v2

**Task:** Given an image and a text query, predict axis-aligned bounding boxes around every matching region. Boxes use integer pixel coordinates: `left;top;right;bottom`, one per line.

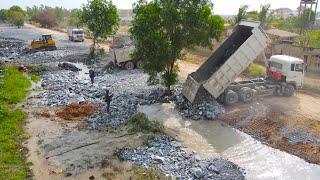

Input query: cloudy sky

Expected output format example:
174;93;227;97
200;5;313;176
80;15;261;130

0;0;305;15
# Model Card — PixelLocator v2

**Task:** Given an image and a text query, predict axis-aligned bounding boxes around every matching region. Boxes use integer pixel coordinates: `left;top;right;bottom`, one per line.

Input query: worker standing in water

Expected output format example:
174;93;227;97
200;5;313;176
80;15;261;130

104;90;113;115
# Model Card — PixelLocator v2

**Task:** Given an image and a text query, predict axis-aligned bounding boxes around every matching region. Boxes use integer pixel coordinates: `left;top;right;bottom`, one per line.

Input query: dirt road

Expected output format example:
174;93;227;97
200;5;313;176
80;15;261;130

25;23;110;52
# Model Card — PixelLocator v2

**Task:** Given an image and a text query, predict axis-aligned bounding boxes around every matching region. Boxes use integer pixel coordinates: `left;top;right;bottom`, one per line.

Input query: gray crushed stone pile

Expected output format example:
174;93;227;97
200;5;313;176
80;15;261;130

121;135;245;180
39;64;225;128
0;37;27;61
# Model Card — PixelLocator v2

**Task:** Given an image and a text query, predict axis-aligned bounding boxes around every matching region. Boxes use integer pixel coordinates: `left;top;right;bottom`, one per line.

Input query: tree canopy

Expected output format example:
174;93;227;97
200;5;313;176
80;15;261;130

234;5;248;24
131;0;225;91
80;0;119;58
0;9;7;22
7;6;26;28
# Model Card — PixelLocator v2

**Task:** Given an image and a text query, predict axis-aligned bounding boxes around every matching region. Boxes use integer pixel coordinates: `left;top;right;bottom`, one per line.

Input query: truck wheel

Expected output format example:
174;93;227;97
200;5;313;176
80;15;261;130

224;90;238;105
283;84;294;97
240;87;255;103
136;60;142;69
124;61;135;70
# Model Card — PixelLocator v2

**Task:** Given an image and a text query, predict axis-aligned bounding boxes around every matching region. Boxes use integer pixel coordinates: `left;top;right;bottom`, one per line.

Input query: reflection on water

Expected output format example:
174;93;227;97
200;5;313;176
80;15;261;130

139;103;320;180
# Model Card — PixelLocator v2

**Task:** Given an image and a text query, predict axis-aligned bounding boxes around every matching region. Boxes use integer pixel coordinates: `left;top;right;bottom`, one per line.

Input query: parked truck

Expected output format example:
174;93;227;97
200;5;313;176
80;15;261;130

182;21;305;105
109;44;142;70
68;28;85;42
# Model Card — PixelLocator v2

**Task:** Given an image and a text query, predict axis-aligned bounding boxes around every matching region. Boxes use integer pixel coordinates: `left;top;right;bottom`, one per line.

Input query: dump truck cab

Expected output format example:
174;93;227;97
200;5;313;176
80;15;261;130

267;55;305;88
31;34;57;51
68;28;85;42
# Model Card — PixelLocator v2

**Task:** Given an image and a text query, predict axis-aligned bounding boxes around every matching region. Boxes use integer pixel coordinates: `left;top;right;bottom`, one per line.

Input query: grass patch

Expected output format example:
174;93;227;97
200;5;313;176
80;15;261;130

303;77;320;94
126;113;164;134
0;65;32;179
30;75;41;83
242;63;266;78
132;167;164;180
0;66;31;104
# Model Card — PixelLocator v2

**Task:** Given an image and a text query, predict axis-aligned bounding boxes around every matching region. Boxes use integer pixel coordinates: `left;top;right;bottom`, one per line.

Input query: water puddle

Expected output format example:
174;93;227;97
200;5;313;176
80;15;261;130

139;103;320;180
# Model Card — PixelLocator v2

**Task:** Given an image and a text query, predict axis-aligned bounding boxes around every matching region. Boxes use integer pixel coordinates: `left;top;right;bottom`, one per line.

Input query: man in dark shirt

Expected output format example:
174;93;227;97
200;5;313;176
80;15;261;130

89;69;96;84
104;90;113;115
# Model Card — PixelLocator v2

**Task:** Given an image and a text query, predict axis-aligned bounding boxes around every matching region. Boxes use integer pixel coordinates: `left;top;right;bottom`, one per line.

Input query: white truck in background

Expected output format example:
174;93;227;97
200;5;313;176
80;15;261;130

68;28;85;42
182;21;305;105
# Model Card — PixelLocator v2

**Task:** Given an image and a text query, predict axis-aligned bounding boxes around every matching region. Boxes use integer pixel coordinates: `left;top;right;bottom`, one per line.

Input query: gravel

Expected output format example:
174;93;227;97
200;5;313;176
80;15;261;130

0;37;27;61
121;135;245;180
279;128;320;144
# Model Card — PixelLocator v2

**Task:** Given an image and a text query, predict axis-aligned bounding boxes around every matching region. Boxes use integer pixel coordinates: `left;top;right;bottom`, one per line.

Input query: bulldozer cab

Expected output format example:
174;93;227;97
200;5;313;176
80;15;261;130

41;34;53;42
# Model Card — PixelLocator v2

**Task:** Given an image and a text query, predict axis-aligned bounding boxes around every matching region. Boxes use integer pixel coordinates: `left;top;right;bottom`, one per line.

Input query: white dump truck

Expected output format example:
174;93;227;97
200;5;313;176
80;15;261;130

182;21;305;105
109;44;142;70
68;28;85;42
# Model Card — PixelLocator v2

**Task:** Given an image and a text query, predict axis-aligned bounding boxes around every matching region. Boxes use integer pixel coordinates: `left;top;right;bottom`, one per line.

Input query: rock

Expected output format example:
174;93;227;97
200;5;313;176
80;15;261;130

191;167;204;178
170;141;182;148
152;155;165;164
58;62;81;72
208;164;220;174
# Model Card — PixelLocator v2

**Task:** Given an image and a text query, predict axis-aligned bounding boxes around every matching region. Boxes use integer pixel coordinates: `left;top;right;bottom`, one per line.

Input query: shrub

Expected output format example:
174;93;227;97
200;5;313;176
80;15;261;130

126;113;164;134
30;75;40;83
38;10;58;28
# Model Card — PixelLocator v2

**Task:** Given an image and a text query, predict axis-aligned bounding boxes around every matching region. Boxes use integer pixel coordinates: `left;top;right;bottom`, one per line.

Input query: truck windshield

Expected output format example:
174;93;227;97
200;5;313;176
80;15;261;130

73;31;83;34
270;61;283;70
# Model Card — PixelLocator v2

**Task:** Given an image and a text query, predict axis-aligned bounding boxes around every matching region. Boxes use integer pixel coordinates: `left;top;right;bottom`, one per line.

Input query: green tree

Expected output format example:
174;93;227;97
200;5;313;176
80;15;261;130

259;4;272;28
131;0;225;91
0;9;7;22
80;0;119;58
7;6;27;28
68;9;83;27
247;11;259;20
298;8;315;33
26;6;40;22
234;5;248;24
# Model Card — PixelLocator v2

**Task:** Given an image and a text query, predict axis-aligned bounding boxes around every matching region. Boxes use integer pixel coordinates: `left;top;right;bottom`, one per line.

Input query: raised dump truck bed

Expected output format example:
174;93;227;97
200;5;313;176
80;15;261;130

183;21;269;103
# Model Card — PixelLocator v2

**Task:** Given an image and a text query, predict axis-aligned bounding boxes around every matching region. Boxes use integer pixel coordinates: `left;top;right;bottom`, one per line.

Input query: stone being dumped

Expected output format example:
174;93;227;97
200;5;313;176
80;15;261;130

121;135;245;179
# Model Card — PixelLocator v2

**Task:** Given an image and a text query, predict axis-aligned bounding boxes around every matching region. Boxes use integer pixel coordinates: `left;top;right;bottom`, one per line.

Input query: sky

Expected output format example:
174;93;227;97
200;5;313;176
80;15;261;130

0;0;306;15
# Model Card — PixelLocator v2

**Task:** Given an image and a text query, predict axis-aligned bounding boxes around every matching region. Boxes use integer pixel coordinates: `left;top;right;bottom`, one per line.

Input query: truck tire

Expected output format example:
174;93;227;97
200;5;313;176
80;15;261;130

239;87;255;103
124;61;135;70
136;60;142;69
283;84;294;97
224;90;238;105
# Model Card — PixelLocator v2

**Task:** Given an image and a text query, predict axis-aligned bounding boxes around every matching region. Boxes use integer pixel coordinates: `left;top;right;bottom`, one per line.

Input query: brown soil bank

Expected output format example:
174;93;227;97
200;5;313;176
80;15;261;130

220;102;320;165
55;103;98;121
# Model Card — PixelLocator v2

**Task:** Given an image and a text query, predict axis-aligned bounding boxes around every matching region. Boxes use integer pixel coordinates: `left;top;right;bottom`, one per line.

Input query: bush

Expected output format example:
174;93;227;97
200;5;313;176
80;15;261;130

38;10;58;28
30;75;40;83
126;113;164;134
242;63;266;77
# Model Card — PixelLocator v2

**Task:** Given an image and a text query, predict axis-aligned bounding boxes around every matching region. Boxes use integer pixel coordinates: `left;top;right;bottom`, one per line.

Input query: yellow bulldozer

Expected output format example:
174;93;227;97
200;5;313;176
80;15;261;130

29;34;57;53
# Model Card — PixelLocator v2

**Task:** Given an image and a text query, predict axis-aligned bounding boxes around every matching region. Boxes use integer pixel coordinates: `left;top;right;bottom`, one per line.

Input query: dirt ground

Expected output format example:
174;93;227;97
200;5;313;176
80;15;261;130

22;88;153;179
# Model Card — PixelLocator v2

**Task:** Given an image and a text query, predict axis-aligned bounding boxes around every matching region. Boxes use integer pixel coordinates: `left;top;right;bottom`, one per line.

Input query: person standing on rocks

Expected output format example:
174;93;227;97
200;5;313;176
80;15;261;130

89;69;96;84
104;89;113;115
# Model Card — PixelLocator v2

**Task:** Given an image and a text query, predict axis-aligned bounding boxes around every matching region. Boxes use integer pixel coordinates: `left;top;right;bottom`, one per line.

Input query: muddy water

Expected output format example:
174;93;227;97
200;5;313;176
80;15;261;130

139;103;320;180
